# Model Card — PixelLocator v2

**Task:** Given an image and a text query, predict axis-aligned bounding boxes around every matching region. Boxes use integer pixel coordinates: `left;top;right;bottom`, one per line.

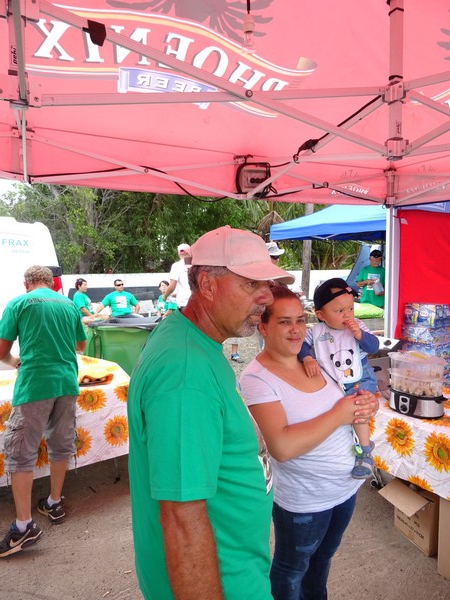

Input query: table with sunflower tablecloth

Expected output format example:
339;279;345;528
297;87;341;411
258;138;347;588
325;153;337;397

372;398;450;500
0;355;130;487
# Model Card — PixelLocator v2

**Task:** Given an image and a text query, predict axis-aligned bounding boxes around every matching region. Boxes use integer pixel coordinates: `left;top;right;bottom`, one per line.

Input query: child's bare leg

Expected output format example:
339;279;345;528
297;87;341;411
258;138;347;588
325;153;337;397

354;422;370;447
230;341;244;363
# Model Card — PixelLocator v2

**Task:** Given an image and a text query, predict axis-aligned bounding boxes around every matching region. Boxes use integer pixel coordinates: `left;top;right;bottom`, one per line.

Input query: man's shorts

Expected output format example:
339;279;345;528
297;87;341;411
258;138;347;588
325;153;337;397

3;396;77;472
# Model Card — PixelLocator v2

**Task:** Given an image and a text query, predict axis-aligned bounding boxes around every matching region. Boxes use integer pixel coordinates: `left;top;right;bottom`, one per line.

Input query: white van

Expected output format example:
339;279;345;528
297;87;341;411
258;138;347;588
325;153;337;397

0;217;61;318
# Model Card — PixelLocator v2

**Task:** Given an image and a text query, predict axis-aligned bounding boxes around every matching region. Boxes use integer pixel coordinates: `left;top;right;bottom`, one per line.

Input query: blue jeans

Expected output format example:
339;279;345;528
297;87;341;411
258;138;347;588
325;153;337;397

343;360;378;395
270;494;357;600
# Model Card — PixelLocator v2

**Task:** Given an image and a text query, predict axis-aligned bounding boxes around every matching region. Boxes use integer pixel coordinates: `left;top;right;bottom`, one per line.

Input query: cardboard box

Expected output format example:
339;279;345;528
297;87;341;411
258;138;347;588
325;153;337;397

379;478;439;556
438;497;450;580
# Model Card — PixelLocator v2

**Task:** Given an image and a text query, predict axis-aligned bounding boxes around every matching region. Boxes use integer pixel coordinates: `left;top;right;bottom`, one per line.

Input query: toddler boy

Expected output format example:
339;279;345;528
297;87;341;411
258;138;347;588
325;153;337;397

298;278;379;479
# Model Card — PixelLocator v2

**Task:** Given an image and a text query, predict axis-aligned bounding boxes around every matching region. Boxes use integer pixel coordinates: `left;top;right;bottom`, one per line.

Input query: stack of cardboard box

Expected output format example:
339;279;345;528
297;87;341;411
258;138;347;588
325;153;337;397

401;303;450;397
379;479;450;580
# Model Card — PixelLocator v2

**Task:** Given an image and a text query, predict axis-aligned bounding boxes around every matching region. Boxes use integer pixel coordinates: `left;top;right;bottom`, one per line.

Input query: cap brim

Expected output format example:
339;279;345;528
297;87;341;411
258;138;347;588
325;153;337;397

228;262;295;285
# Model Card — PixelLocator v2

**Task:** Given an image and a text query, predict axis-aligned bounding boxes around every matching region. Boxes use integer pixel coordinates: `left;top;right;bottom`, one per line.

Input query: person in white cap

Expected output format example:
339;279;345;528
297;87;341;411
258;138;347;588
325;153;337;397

266;241;285;264
127;226;294;600
265;241;304;299
162;243;192;309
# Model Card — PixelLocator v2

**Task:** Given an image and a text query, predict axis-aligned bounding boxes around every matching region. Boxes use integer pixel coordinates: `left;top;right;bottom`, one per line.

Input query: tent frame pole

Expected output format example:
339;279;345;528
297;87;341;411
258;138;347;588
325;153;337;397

3;1;450;204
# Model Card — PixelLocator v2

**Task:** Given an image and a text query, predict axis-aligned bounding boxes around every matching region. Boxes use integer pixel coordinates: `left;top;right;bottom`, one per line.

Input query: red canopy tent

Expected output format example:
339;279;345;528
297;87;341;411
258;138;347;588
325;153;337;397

395;206;450;337
1;0;449;205
0;0;449;333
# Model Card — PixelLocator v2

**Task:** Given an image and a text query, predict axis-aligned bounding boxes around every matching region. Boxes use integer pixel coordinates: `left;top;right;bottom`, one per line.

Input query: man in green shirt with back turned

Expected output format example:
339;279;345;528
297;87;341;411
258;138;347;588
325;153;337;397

0;265;86;557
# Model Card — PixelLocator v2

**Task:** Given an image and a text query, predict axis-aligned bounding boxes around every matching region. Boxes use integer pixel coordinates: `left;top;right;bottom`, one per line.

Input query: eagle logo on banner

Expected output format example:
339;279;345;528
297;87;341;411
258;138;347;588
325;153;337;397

105;0;274;43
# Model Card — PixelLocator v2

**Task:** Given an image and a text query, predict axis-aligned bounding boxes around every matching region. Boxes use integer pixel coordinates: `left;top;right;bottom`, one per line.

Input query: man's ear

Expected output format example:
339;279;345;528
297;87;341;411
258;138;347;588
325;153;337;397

196;270;217;302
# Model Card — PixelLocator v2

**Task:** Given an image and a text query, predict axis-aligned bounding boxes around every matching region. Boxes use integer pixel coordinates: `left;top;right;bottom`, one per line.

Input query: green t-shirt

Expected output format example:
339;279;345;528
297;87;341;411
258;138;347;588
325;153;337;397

73;290;93;315
0;287;87;406
357;265;386;308
156;293;177;314
127;310;273;600
101;290;138;317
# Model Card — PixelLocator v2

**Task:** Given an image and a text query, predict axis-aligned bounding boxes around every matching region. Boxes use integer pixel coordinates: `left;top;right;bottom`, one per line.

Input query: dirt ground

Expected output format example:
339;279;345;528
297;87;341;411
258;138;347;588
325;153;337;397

1;335;449;599
1;458;449;600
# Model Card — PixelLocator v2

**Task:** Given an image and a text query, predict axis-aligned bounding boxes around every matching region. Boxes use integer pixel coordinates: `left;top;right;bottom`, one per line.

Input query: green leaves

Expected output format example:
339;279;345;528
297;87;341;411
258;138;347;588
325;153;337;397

0;186;253;273
0;185;361;274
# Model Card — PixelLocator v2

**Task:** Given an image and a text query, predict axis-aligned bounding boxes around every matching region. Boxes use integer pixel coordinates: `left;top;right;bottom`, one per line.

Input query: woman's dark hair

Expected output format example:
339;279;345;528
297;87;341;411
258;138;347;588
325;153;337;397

159;280;170;287
75;278;87;290
260;286;300;323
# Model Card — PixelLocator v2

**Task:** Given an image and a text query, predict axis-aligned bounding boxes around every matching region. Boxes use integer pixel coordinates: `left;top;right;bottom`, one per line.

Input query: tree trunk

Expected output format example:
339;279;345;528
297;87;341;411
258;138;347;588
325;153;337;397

301;203;314;297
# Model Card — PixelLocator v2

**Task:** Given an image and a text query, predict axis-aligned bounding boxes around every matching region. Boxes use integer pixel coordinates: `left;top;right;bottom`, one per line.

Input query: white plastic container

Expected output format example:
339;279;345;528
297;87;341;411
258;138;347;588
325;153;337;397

388;351;446;397
373;278;384;294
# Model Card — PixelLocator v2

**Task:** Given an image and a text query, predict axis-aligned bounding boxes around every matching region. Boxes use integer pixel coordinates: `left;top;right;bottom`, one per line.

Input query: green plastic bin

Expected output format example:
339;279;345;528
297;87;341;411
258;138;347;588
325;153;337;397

85;317;159;376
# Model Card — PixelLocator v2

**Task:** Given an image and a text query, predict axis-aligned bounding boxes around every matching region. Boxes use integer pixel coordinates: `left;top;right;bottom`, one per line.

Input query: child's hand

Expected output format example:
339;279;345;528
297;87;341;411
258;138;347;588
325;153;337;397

303;357;321;377
344;318;362;340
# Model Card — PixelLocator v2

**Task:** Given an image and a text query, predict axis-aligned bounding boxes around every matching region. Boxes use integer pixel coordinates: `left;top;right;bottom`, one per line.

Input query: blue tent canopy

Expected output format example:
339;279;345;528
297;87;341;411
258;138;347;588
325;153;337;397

270;204;387;242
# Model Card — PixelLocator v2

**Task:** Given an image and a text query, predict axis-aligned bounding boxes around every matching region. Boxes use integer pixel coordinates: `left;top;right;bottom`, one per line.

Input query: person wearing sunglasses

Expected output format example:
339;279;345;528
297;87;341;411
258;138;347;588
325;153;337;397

93;279;140;319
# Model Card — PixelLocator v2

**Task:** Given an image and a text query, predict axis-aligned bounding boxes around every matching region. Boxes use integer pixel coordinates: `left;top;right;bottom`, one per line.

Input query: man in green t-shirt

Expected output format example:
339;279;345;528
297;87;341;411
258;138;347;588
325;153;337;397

93;279;140;318
127;226;295;599
356;249;386;308
0;266;86;558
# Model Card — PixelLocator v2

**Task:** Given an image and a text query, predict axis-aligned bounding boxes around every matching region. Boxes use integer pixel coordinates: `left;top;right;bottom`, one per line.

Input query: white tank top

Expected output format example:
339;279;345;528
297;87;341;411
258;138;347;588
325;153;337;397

240;359;363;512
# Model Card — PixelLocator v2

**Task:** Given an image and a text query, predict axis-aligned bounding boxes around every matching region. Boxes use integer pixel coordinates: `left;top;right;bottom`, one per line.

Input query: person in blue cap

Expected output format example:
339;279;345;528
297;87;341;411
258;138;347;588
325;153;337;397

298;277;379;479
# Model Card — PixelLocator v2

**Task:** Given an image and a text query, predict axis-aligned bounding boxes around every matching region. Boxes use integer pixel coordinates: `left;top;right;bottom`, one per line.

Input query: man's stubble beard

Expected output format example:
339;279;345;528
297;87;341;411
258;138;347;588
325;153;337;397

236;308;266;338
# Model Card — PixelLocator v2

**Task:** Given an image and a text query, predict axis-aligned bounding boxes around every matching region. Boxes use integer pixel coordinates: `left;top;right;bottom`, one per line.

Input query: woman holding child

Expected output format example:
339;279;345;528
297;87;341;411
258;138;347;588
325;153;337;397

240;285;378;600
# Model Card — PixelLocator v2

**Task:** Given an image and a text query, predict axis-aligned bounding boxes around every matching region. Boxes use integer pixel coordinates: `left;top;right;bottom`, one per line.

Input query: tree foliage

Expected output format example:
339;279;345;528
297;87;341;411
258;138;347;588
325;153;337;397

0;183;361;274
0;185;252;273
242;199;360;271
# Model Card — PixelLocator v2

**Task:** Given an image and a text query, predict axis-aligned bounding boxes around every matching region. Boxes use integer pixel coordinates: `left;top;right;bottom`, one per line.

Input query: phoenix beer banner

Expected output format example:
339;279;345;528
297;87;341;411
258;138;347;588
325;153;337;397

26;8;317;117
1;0;450;207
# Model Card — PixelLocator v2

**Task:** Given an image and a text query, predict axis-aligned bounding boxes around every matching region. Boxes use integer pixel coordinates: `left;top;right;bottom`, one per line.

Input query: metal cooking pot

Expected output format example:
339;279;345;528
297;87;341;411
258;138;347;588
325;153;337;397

389;389;445;419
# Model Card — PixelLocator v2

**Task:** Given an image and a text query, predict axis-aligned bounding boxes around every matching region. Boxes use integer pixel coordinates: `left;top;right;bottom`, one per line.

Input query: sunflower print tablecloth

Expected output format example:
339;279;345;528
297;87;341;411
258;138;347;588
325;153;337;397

0;356;130;486
372;398;450;500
